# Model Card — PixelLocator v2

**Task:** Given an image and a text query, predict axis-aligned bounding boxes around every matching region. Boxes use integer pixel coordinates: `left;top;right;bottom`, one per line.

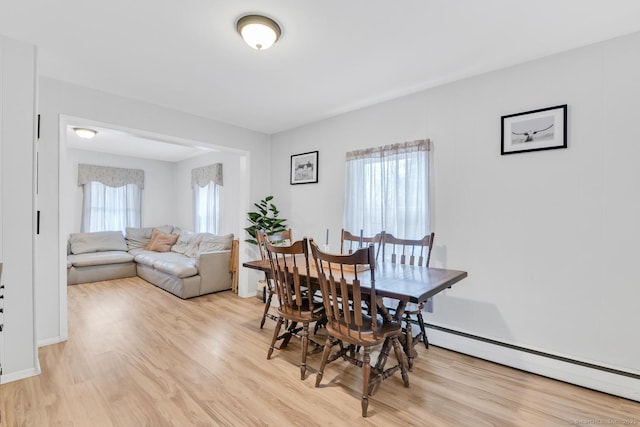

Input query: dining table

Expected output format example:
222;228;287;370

243;257;468;370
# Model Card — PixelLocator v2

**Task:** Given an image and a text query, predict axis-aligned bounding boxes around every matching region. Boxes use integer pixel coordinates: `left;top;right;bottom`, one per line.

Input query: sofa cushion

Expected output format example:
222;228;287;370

134;251;186;267
184;236;204;258
198;233;234;253
152;258;198;278
146;229;179;252
125;227;154;250
70;231;128;254
134;251;198;278
128;248;151;257
171;231;202;256
154;225;174;234
68;251;134;267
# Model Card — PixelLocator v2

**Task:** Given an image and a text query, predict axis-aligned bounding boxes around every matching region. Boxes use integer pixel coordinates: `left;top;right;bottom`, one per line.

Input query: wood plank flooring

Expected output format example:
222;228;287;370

1;277;639;426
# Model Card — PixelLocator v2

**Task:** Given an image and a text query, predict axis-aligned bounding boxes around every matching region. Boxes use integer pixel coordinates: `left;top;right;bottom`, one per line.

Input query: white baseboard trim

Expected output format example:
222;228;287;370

0;365;41;384
38;336;63;347
427;327;640;402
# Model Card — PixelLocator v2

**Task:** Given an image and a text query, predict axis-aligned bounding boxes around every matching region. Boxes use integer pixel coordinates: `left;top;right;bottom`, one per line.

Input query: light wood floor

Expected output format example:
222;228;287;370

1;277;639;426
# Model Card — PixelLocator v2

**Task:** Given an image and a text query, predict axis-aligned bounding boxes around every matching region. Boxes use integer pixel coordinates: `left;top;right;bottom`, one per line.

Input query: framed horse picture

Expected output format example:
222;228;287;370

290;151;318;184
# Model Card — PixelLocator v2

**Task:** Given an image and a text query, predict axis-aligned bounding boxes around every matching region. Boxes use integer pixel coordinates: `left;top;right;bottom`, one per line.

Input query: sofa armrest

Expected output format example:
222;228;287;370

196;250;232;294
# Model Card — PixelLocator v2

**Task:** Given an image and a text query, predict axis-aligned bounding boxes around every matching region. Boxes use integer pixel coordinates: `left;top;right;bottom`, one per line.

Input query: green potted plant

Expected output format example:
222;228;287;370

244;195;288;245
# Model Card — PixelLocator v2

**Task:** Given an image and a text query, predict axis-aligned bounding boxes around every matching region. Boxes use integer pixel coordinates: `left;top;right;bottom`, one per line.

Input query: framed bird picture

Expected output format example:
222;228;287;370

501;104;567;155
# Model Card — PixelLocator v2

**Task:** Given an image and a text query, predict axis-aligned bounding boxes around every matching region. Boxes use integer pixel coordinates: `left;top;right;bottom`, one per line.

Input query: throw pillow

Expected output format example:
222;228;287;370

146;229;179;252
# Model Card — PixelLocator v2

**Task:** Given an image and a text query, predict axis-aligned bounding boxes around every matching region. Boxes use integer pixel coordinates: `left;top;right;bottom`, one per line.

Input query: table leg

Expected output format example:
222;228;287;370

405;318;414;371
391;300;418;369
376;296;395;323
394;300;407;320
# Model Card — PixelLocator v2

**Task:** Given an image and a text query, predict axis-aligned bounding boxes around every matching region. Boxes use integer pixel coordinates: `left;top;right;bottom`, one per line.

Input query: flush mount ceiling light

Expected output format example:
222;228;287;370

73;127;97;139
236;14;281;50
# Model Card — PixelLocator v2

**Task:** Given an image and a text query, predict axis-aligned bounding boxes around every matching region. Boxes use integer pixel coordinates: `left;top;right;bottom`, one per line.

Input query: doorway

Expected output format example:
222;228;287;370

50;115;250;342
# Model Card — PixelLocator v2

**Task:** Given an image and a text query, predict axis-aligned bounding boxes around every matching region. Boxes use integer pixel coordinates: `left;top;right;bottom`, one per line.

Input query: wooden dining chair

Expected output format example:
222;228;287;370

381;232;435;367
256;228;293;328
340;229;384;260
263;236;324;380
309;240;409;417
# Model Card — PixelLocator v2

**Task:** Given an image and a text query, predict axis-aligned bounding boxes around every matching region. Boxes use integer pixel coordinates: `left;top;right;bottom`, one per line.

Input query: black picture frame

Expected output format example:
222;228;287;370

290;151;319;185
501;104;567;155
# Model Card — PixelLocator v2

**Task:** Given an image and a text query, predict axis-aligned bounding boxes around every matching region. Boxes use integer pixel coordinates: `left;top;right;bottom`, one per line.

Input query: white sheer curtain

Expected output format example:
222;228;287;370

193;182;219;233
82;182;141;233
192;163;222;233
343;139;430;239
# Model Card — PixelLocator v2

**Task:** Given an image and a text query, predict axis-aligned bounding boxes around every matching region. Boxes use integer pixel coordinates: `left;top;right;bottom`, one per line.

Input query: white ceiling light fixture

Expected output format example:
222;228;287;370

236;14;281;51
73;127;97;139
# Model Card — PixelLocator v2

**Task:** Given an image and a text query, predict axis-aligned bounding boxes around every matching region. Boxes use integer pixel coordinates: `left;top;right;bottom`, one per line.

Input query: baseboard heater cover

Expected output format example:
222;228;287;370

425;323;640;402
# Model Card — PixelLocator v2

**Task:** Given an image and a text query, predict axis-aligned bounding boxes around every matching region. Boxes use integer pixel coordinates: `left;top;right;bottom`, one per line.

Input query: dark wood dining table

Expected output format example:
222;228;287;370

243;257;468;369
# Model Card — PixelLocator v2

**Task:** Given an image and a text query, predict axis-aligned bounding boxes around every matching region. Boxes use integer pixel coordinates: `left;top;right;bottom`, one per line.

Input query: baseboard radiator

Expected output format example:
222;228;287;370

422;322;640;402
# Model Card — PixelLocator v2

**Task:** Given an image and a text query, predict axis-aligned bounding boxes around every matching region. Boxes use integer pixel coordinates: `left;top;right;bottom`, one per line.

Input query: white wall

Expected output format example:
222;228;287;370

0;35;38;383
270;32;640;399
65;149;177;233
36;78;270;351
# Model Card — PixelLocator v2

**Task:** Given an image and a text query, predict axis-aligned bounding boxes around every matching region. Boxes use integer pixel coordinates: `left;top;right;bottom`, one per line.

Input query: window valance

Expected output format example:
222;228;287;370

346;139;430;161
191;163;223;187
77;164;145;189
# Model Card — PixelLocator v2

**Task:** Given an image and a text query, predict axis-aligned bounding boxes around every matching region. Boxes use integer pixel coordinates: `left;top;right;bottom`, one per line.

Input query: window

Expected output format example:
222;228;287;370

82;182;141;233
193;181;219;233
191;163;223;233
78;164;144;233
343;139;430;239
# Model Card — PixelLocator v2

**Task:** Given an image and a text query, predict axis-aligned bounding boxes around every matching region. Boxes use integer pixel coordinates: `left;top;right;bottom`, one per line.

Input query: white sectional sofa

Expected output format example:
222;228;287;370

67;226;236;299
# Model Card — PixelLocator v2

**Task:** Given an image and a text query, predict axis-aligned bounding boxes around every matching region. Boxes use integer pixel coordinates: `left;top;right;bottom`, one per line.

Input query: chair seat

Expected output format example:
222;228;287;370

277;304;324;323
326;315;402;345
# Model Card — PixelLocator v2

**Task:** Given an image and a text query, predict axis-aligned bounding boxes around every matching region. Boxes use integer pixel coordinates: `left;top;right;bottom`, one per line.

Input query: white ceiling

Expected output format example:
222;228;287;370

65;124;217;162
3;1;640;137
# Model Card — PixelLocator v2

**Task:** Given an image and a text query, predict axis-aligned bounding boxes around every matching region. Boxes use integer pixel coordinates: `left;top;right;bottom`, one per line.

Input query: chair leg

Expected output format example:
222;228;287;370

267;317;284;359
362;347;371;417
374;337;392;372
417;310;429;349
391;337;410;388
260;289;274;329
280;321;297;349
301;323;309;380
315;336;332;387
